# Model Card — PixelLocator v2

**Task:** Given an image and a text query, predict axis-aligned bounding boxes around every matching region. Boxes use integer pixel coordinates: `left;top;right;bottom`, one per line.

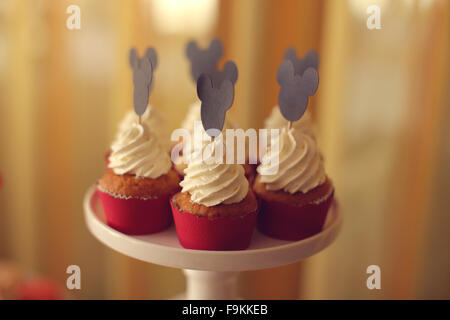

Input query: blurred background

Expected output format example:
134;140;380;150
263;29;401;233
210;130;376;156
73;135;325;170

0;0;449;299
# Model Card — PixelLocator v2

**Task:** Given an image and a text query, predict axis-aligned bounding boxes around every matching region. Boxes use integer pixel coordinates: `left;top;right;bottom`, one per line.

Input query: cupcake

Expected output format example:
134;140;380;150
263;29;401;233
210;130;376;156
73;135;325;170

178;38;256;181
105;46;169;162
171;139;258;250
254;126;334;241
98;122;180;235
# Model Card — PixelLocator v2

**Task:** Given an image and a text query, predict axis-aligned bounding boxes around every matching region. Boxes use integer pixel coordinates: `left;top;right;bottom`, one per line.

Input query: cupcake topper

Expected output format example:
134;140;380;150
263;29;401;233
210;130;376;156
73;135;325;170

129;47;158;73
277;59;318;123
284;48;319;77
197;73;235;138
211;60;238;87
129;48;157;122
186;39;223;82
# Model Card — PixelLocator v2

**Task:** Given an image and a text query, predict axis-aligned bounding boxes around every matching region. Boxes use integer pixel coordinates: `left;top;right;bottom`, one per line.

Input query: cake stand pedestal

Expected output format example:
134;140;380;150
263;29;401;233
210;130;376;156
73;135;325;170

83;185;342;300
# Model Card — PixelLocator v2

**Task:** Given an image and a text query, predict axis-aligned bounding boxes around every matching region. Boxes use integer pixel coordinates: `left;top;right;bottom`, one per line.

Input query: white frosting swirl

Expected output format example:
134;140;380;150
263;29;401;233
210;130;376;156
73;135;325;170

181;101;202;134
264;106;315;137
118;106;171;151
257;127;325;194
109;122;172;179
176;101;239;174
180;139;249;207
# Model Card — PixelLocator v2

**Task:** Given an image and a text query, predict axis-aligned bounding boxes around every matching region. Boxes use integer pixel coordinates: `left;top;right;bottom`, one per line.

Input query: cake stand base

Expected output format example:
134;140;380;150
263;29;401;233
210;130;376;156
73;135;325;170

84;185;341;300
183;270;238;300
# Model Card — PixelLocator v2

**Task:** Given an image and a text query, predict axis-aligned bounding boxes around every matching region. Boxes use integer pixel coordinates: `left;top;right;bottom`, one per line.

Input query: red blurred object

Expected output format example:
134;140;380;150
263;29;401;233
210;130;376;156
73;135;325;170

17;278;62;300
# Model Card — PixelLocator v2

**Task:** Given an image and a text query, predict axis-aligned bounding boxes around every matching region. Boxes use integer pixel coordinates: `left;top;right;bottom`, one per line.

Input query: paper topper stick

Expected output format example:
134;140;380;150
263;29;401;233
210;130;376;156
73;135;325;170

186;39;223;82
197;73;235;137
277;60;318;122
130;52;153;117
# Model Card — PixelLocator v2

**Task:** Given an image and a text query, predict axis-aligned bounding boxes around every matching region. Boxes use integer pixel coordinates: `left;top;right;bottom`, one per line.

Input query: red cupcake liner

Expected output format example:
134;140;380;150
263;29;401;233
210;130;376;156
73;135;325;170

257;191;334;241
98;187;172;235
170;197;258;251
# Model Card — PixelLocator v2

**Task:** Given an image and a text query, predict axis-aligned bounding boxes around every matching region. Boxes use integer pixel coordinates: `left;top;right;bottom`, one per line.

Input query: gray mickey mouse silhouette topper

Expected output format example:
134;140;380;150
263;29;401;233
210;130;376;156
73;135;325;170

197;73;235;137
186;38;223;82
277;59;318;122
284;48;319;77
129;48;155;116
129;47;158;94
129;47;158;71
186;39;238;89
211;60;238;87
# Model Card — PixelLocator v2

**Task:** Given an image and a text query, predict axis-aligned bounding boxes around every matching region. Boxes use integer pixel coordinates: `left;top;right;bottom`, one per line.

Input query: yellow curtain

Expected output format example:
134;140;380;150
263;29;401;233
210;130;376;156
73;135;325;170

0;0;448;299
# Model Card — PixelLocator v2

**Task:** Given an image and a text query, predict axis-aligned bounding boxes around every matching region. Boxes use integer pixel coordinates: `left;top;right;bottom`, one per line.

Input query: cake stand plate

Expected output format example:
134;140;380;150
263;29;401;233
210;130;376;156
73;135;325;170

83;185;342;299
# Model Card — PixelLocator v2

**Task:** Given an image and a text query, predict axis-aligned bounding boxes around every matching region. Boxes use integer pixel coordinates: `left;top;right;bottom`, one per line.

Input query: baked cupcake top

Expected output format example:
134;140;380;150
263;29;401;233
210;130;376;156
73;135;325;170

257;126;325;194
264;107;314;137
109;122;172;179
117;105;171;151
180;139;249;207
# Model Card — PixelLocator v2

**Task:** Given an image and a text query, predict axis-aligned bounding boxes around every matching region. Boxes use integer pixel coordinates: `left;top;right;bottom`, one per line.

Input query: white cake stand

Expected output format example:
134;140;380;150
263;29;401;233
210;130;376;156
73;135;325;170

83;185;342;300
